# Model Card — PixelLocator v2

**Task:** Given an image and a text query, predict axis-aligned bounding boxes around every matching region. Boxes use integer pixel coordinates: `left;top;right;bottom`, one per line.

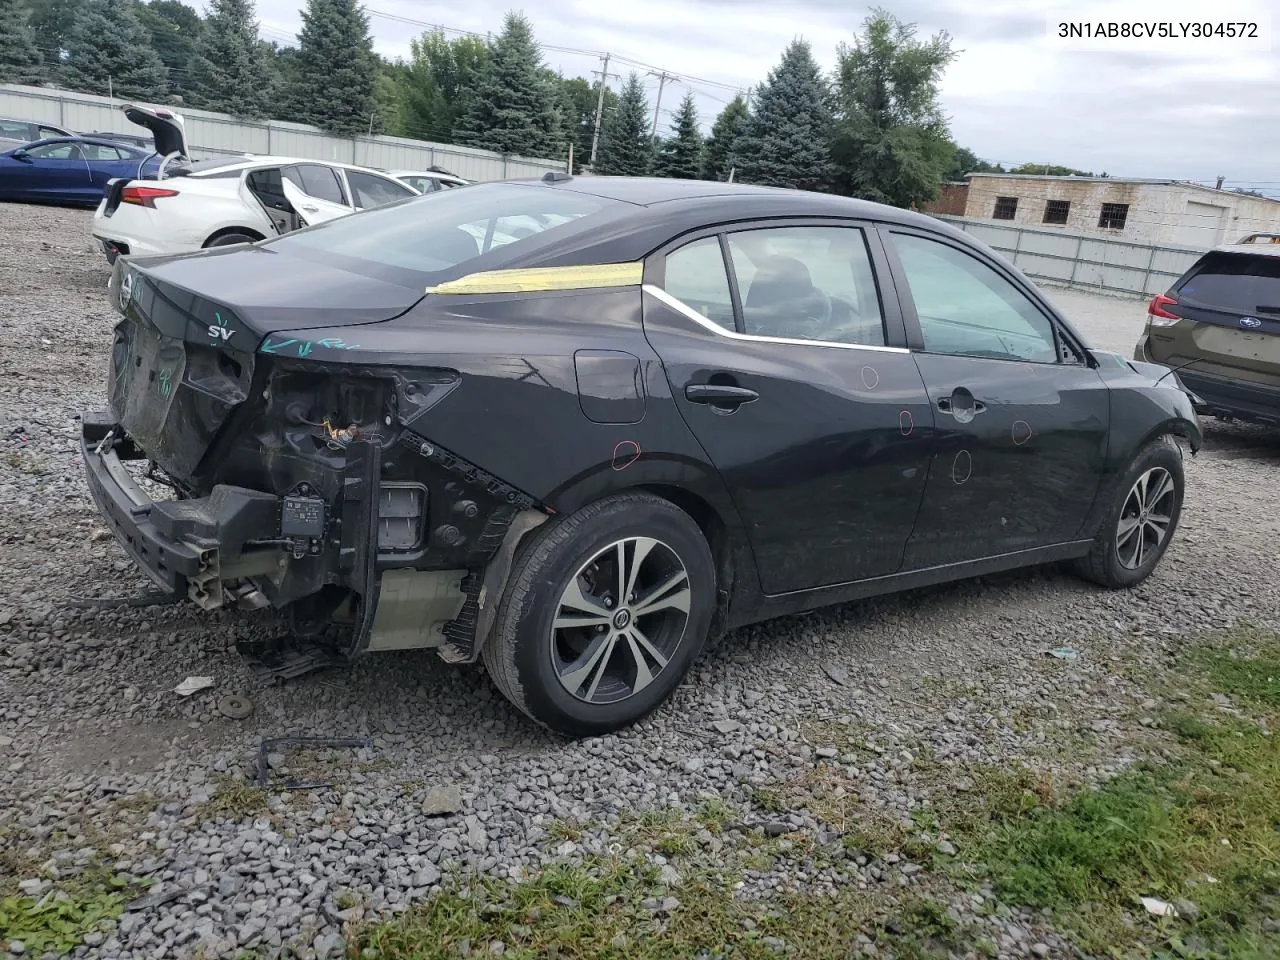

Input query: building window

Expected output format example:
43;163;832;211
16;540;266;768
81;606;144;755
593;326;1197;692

1098;202;1129;230
992;196;1018;220
1043;199;1070;224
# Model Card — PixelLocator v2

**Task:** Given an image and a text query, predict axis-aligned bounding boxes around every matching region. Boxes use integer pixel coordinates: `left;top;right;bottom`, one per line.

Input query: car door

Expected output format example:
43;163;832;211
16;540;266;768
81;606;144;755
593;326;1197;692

878;226;1111;568
14;141;91;201
642;221;936;595
343;168;419;210
280;163;352;225
80;143;135;201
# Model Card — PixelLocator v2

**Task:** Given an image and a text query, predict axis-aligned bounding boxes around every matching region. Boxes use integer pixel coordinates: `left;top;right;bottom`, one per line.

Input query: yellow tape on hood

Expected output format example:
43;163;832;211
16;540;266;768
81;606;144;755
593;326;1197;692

425;262;643;296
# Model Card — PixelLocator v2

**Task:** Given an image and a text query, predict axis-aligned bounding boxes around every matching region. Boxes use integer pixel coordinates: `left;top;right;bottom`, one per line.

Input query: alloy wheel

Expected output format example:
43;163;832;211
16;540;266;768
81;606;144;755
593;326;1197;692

550;537;692;705
1115;466;1176;570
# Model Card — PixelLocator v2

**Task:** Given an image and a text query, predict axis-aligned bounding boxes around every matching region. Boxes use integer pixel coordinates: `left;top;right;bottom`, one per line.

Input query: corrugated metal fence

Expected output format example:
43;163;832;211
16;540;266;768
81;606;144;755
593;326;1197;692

934;214;1205;299
1;83;565;181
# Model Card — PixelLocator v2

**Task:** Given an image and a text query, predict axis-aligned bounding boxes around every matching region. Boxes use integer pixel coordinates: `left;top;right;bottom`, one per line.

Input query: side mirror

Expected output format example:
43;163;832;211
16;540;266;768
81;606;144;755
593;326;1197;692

11;148;30;162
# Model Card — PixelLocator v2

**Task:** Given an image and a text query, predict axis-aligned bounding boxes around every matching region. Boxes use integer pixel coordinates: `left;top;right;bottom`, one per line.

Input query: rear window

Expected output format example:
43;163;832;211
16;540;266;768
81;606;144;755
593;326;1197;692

263;182;620;286
1178;252;1280;314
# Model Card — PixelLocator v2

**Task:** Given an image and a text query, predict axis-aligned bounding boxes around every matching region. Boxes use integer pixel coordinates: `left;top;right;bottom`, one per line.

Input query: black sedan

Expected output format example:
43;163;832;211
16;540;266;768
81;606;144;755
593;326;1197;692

80;175;1202;735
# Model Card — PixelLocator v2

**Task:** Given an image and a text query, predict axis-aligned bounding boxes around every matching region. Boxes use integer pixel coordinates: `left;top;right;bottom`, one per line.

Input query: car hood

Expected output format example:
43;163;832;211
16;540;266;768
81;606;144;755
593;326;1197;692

124;103;188;159
119;242;426;343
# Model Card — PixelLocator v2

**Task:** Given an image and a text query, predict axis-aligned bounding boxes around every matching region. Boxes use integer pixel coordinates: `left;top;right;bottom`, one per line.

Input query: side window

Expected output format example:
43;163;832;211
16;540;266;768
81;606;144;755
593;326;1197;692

663;236;736;331
347;170;416;209
295;164;347;204
39;126;67;140
26;142;83;160
891;232;1059;364
726;226;887;346
82;144;125;161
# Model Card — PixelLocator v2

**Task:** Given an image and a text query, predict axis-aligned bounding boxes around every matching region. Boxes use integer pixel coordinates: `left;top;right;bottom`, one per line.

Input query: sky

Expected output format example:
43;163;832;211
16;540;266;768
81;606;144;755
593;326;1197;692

241;0;1279;192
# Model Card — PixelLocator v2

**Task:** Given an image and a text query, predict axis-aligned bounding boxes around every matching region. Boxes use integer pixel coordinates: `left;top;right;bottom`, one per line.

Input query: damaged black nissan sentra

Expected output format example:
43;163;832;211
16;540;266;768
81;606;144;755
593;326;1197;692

81;174;1203;735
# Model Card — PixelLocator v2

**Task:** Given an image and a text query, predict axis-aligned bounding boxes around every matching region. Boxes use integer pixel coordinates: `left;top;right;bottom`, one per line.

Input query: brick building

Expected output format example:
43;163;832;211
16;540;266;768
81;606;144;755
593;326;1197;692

924;174;1280;249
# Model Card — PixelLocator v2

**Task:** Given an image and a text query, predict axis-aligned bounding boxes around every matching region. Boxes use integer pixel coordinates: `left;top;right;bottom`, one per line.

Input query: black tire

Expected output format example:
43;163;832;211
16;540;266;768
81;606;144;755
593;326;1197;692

1073;435;1185;588
204;231;259;248
481;492;716;737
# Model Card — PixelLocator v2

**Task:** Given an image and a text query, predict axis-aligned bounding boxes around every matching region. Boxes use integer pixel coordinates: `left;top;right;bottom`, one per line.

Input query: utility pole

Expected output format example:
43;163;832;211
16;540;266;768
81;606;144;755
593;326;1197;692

648;70;678;139
588;53;611;167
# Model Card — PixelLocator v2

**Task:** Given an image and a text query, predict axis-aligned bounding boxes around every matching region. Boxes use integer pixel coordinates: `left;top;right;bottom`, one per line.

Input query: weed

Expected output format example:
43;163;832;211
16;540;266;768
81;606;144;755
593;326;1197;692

0;866;134;955
195;775;267;820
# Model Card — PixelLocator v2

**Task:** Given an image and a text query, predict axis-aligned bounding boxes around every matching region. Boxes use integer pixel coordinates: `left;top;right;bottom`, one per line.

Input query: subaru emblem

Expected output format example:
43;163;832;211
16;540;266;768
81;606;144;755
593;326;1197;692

1239;316;1262;329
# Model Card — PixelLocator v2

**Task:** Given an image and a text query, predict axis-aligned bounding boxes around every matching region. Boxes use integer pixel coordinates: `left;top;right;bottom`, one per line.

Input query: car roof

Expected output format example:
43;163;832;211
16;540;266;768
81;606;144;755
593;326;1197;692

1211;241;1280;259
22;135;148;151
186;155;409;176
506;175;958;234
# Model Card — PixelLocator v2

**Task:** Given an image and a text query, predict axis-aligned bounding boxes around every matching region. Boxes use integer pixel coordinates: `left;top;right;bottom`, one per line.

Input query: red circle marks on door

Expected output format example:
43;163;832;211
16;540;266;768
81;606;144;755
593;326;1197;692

1012;420;1033;446
611;440;641;471
860;365;880;390
951;449;973;485
899;410;914;436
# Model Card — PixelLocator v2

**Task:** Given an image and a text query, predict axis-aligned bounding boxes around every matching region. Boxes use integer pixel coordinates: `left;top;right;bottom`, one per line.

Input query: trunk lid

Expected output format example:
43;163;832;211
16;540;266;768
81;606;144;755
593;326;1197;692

108;244;426;481
123;103;188;160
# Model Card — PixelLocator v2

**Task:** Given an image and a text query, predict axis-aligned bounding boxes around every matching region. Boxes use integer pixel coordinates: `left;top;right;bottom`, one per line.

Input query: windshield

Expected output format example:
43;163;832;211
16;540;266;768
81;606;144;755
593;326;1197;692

262;182;620;286
1179;252;1280;314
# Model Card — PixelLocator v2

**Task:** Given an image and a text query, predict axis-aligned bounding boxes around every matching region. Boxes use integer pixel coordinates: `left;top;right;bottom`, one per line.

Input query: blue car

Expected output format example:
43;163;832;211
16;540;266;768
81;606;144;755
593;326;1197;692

0;136;163;207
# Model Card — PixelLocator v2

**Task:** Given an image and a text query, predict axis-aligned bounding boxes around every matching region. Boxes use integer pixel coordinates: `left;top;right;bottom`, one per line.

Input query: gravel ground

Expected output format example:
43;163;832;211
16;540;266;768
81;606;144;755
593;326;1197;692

1;203;1279;960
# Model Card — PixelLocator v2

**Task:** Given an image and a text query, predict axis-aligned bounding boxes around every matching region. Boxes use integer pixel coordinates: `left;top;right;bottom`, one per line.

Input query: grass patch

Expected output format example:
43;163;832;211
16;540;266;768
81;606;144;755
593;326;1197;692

354;854;913;959
0;866;134;955
195;775;267;820
968;632;1280;956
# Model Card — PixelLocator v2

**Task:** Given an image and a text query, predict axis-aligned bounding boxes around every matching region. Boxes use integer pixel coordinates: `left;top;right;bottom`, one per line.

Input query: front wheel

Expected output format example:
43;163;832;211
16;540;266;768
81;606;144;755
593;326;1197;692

482;493;716;736
1073;436;1185;588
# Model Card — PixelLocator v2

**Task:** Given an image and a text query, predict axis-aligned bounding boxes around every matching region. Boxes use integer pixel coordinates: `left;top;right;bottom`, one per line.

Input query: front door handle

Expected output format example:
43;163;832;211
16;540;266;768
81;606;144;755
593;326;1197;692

301;203;319;213
937;396;985;415
685;383;759;405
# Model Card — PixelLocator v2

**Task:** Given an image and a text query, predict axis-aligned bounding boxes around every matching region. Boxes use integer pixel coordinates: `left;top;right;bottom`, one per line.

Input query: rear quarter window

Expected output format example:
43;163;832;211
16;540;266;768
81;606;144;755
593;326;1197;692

1177;252;1280;314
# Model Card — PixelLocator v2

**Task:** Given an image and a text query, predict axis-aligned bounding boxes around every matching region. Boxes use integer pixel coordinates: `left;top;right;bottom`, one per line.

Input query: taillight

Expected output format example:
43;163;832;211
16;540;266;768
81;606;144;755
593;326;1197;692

121;185;179;208
1148;293;1180;327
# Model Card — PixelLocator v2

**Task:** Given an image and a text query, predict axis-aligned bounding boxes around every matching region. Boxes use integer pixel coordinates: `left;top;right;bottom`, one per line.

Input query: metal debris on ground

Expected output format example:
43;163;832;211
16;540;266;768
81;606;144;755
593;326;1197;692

173;676;215;697
126;886;194;912
217;694;254;720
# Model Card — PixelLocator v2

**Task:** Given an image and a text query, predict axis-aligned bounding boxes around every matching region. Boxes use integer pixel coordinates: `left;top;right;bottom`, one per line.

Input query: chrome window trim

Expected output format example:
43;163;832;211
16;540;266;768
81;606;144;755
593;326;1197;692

642;284;910;355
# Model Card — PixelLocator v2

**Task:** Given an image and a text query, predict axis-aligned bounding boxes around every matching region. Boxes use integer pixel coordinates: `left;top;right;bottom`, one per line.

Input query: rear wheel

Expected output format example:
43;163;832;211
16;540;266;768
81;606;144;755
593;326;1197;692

1074;436;1184;588
204;231;260;248
482;493;715;736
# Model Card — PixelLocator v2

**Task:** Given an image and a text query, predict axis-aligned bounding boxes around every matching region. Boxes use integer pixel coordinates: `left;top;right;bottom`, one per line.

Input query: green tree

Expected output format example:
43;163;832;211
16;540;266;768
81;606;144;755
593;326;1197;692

944;145;1003;180
27;0;82;59
702;94;748;181
62;0;168;100
654;92;702;179
736;39;833;191
830;8;957;207
0;0;47;85
395;29;489;142
1008;161;1095;177
187;0;273;117
135;0;204;99
289;0;378;136
456;11;563;158
594;71;650;176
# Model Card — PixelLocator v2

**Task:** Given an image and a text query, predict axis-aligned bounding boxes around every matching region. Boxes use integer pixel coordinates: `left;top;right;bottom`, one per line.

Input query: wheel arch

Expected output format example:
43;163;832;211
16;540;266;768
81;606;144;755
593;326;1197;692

203;225;267;247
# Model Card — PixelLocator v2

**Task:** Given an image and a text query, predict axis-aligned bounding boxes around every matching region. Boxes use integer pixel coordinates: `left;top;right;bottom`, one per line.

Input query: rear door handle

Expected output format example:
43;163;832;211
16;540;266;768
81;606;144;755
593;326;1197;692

937;396;985;414
685;384;759;405
301;204;319;213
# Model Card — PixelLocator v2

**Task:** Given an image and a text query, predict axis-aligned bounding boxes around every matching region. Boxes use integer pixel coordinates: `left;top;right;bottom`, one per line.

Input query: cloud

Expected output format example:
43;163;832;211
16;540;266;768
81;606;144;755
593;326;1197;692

240;0;1280;189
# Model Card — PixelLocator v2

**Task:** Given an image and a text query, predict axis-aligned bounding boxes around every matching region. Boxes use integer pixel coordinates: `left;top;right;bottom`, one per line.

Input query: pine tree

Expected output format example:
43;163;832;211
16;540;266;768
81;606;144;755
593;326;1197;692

736;39;833;191
187;0;273;118
654;92;702;179
62;0;168;101
135;0;204;99
0;0;47;85
594;72;650;176
27;0;83;60
455;12;562;158
289;0;378;137
702;95;748;181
